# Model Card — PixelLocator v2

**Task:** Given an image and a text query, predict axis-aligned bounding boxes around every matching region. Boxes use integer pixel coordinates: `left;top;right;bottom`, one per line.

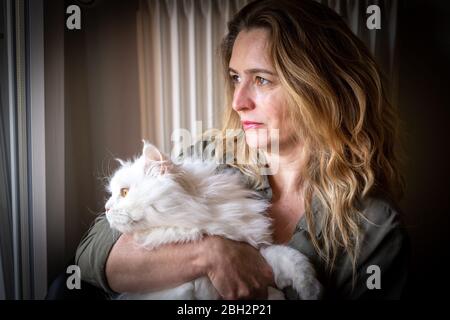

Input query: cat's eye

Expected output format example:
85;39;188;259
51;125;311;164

120;188;129;197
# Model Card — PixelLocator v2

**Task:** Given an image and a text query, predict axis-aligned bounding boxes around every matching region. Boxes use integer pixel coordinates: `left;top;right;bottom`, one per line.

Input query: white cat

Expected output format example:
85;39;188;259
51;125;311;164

105;141;323;300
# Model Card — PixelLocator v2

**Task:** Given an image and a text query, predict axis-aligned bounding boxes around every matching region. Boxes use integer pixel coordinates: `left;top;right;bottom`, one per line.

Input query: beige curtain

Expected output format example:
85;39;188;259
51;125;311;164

137;0;398;154
137;0;251;154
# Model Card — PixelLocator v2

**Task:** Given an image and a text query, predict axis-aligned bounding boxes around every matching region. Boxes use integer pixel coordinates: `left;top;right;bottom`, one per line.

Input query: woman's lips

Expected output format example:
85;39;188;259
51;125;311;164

242;121;264;130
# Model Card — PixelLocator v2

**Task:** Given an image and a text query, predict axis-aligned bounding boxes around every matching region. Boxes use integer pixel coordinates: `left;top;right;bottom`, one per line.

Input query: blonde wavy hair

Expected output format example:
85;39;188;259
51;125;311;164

208;0;405;273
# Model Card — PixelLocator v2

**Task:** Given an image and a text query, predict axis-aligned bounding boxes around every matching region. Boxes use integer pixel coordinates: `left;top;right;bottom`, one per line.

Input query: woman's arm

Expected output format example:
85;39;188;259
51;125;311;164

76;214;274;298
105;233;206;293
106;235;275;299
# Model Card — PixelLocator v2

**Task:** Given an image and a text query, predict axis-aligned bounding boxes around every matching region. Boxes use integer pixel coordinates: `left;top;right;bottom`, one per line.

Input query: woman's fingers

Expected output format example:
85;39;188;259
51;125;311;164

202;236;274;299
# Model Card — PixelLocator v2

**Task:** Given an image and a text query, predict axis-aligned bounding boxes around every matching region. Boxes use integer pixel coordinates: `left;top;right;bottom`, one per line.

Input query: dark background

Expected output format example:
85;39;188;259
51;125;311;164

397;0;450;298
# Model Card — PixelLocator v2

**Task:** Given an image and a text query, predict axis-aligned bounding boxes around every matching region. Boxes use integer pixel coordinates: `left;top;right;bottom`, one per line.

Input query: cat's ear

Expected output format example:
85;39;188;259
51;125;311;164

142;141;166;162
142;140;172;175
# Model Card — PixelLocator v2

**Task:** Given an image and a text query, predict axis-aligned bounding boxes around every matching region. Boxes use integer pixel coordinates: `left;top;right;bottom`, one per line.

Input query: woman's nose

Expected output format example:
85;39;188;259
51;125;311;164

232;84;255;112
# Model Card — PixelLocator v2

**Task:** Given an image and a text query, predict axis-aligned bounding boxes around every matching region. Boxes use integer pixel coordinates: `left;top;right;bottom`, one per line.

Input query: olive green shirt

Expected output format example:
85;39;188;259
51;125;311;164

75;143;410;299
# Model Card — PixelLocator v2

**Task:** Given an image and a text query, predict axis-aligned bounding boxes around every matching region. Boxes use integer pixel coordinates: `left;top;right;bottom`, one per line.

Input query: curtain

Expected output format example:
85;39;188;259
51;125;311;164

137;0;252;154
137;0;398;154
0;0;14;298
0;69;13;300
0;89;13;301
1;0;49;300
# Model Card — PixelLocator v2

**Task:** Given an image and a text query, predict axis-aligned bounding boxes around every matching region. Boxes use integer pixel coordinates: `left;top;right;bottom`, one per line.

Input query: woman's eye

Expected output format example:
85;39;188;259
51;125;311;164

230;74;240;84
256;76;270;86
120;188;129;197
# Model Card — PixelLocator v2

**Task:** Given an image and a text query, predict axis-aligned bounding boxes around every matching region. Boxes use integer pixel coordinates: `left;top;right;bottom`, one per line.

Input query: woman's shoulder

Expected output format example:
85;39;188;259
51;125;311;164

356;196;410;265
358;196;405;231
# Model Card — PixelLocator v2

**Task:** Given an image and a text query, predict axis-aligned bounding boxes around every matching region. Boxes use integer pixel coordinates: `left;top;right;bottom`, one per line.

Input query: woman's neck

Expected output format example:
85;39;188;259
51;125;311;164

264;142;306;200
264;142;307;244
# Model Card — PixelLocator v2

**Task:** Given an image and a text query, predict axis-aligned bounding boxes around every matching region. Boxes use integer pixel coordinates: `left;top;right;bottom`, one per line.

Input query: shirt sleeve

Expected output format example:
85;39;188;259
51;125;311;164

342;200;411;299
74;214;122;294
286;197;410;300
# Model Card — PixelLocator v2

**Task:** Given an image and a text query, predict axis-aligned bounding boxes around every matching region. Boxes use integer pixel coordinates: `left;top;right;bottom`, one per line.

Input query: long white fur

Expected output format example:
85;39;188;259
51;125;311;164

105;141;323;300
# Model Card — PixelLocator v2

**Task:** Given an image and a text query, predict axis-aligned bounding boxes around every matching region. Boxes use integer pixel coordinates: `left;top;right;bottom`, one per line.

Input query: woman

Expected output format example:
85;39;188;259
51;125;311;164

75;0;409;299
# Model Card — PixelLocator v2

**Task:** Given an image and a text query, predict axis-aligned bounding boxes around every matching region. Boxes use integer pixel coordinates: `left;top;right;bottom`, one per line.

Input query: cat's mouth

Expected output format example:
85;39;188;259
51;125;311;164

106;211;140;229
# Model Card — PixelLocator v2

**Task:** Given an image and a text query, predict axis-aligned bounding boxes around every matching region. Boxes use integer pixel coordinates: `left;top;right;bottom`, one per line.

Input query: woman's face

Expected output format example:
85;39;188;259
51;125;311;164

229;28;293;150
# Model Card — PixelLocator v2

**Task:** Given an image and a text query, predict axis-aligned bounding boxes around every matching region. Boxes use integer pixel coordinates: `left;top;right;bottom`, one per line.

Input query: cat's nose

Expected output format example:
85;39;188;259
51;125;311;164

105;199;112;212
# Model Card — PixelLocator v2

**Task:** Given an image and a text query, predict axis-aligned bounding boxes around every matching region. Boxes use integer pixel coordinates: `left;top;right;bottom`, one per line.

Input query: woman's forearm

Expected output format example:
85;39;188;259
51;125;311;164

105;234;208;293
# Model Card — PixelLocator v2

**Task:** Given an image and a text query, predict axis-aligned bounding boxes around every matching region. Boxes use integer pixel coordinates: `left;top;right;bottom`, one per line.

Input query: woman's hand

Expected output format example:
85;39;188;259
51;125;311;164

201;236;275;300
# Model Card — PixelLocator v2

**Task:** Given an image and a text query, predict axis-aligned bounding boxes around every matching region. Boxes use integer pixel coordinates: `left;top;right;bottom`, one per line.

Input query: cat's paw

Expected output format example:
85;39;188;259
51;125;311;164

290;267;323;300
260;245;323;300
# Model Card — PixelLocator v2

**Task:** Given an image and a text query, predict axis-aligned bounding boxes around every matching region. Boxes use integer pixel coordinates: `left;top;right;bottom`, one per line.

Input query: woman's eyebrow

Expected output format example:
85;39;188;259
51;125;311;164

228;67;276;76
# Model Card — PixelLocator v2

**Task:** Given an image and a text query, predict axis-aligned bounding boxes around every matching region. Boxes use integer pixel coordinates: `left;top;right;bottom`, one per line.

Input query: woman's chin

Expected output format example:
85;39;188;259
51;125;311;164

244;130;270;149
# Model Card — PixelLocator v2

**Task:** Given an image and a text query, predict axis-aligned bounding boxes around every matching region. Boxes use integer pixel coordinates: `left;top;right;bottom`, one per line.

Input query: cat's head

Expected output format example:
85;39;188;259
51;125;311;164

105;141;182;233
